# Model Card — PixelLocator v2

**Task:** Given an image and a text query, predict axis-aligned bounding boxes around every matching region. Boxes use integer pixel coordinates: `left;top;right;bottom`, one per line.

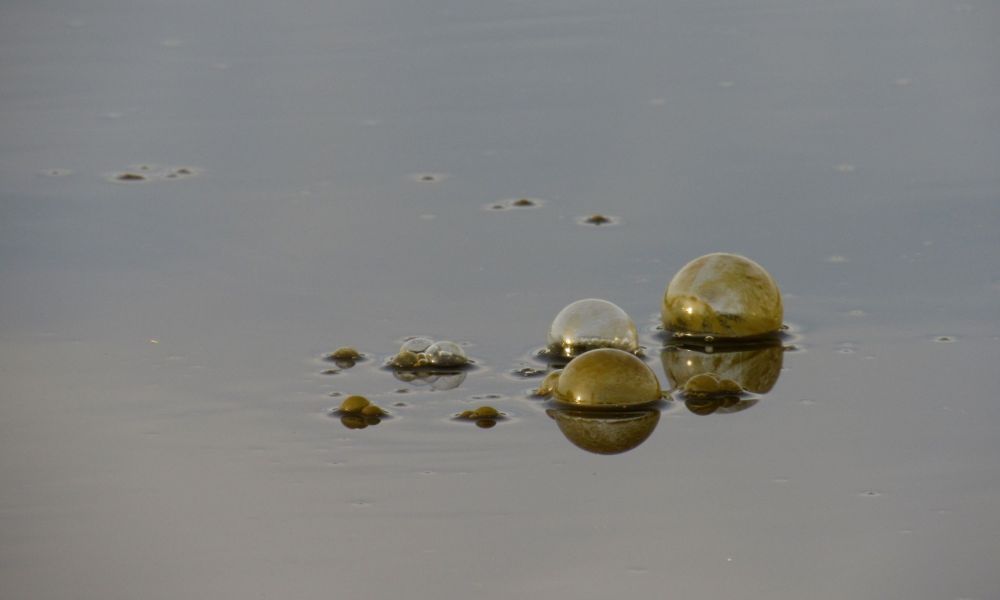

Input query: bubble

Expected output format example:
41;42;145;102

400;337;433;354
338;395;370;414
548;298;639;355
547;408;660;454
553;348;661;408
662;253;783;340
425;341;468;367
534;370;562;396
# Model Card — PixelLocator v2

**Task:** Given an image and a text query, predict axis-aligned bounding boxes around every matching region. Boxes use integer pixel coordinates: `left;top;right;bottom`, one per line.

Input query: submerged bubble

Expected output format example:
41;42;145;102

662;253;783;340
547;298;639;355
553;348;661;408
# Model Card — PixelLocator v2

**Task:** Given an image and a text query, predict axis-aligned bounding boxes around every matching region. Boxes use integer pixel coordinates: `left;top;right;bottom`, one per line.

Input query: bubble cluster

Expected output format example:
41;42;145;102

662;253;783;340
389;337;470;369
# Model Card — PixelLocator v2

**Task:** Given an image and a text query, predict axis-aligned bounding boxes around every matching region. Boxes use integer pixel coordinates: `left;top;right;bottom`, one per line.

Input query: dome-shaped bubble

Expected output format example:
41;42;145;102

547;408;660;455
400;337;434;354
662;253;782;340
424;341;468;367
553;348;661;408
547;299;639;355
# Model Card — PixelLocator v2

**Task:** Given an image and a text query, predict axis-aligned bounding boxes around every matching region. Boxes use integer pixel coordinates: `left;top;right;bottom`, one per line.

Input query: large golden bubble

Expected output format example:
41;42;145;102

662;253;783;340
553;348;661;408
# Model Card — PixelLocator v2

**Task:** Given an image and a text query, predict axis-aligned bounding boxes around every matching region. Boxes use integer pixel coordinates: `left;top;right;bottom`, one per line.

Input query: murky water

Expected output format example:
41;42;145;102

2;1;999;598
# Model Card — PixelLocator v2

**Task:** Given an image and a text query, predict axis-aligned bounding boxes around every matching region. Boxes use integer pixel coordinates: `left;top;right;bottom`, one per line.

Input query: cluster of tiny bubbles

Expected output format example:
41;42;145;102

389;337;470;369
544;298;640;361
662;253;783;341
330;395;389;429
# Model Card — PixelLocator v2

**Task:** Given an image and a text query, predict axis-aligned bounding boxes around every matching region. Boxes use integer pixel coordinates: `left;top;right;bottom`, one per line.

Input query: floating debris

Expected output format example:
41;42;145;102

552;348;661;409
108;165;202;184
115;173;147;182
485;197;545;211
547;298;639;357
662;253;783;340
411;173;448;183
577;214;620;226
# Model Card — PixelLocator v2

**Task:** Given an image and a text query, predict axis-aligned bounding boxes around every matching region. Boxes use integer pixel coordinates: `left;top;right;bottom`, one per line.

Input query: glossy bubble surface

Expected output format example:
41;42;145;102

553;348;661;408
547;298;639;355
662;253;783;339
424;341;468;367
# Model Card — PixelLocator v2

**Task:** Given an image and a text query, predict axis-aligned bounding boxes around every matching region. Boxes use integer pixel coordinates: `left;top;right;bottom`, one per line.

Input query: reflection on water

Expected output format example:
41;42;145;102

662;341;785;415
547;408;661;455
391;369;467;391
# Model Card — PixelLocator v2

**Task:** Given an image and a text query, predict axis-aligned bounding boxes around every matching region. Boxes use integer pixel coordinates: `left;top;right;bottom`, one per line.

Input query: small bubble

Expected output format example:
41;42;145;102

115;173;147;182
577;214;619;226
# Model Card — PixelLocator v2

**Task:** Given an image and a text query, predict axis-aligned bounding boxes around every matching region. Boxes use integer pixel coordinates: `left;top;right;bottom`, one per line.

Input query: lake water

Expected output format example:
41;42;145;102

2;1;999;598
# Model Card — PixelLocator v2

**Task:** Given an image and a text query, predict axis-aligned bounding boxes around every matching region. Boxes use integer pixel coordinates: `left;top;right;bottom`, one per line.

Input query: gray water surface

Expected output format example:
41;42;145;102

2;1;999;598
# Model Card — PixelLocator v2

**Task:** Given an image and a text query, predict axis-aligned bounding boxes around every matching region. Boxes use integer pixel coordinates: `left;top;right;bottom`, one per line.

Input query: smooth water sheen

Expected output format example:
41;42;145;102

2;1;999;599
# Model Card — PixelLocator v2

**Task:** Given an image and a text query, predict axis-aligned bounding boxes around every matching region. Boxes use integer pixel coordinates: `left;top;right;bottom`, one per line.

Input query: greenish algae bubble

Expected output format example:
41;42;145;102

534;370;562;397
662;253;783;340
553;348;661;409
547;298;639;357
339;395;370;414
661;343;784;394
546;409;660;455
